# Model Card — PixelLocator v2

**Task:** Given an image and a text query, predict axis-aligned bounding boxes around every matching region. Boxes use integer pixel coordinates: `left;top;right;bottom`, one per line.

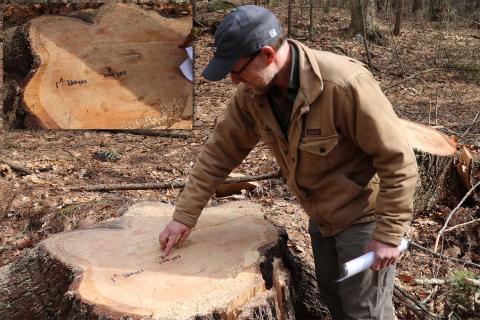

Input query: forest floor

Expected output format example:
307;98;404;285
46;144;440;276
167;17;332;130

0;1;479;319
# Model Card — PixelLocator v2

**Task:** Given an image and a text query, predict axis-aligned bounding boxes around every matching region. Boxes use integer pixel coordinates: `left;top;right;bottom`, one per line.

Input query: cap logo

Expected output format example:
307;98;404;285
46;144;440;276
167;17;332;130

269;28;277;38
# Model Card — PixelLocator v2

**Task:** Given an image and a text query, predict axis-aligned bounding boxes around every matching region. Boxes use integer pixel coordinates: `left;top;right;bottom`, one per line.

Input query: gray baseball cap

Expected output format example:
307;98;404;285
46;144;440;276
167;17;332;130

202;5;283;81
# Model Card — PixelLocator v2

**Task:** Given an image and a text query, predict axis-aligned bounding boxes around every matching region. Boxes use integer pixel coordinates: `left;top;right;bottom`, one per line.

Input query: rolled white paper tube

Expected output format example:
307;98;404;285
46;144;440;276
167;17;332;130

336;238;408;282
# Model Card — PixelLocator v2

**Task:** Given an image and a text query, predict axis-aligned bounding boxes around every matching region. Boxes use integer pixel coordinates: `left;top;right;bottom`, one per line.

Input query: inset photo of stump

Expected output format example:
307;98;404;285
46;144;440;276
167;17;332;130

3;1;193;130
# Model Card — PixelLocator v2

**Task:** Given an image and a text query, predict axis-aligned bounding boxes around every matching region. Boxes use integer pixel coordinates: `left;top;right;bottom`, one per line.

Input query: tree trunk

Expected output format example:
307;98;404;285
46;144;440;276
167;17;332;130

430;0;450;21
412;0;424;18
309;0;314;40
393;0;404;35
400;119;460;211
0;201;295;320
3;3;192;130
346;0;383;43
323;0;331;13
376;0;387;12
287;0;293;38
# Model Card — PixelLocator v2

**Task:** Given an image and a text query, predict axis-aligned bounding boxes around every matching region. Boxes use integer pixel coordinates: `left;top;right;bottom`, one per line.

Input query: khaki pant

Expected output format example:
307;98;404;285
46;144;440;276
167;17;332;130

308;220;395;320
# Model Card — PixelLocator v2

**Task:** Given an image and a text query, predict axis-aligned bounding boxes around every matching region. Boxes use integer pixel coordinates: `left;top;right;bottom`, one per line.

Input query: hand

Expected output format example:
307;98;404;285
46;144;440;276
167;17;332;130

365;239;400;271
159;220;192;257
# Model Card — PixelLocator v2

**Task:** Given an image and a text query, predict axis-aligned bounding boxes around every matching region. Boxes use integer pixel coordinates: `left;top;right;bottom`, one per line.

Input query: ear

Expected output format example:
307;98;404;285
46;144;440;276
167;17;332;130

260;46;276;64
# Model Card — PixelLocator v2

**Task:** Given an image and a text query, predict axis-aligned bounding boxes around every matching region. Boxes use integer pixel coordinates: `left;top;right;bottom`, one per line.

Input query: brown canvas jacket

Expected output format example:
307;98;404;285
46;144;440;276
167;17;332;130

173;39;418;246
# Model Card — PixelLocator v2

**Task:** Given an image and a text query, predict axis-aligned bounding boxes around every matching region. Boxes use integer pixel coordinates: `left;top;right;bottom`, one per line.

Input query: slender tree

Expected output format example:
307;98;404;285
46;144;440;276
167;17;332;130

412;0;424;18
393;0;404;35
287;0;293;37
323;0;330;13
309;0;314;40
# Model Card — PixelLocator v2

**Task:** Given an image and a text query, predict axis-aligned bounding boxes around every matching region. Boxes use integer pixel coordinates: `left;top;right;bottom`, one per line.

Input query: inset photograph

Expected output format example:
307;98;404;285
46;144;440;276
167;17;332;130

3;1;193;129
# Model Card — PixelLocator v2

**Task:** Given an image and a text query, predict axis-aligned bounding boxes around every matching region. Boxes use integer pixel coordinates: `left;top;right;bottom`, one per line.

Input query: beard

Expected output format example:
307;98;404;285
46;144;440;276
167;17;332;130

243;67;278;96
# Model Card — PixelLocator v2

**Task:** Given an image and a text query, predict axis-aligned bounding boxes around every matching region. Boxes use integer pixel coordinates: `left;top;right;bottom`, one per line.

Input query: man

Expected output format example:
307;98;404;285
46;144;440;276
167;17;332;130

159;5;418;319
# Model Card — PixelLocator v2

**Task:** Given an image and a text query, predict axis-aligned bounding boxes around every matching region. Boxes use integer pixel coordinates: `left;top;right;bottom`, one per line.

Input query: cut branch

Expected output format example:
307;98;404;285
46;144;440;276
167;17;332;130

71;172;281;192
0;158;33;175
98;129;192;139
392;287;427;319
414;278;447;285
394;284;444;319
414;277;480;286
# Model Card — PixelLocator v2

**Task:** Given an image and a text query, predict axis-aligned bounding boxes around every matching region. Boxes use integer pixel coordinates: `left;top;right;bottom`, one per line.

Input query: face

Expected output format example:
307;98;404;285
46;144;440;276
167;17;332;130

229;52;277;95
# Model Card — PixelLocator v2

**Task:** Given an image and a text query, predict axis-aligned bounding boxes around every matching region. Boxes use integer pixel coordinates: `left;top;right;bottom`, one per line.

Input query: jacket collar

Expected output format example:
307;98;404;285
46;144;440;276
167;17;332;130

288;39;324;105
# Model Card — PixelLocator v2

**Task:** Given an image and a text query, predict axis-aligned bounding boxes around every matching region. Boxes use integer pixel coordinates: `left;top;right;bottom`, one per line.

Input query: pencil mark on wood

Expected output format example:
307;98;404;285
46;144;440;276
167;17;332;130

56;77;88;88
103;67;127;78
110;268;144;283
158;254;181;265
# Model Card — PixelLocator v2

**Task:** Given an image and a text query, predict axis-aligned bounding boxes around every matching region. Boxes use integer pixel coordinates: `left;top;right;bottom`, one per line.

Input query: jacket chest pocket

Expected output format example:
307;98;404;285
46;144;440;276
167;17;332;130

298;134;339;173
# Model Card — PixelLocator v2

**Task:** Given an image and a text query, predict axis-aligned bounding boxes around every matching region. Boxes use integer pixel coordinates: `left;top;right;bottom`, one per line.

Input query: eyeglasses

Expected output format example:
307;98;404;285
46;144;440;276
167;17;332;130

230;51;260;77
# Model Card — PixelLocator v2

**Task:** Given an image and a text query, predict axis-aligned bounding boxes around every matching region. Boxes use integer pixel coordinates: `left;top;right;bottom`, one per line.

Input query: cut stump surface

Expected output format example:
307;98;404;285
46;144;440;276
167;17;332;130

0;201;294;320
22;3;192;129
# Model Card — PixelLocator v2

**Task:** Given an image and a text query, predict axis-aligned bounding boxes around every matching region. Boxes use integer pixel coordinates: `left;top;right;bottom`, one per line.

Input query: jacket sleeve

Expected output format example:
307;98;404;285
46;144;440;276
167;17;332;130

341;72;418;246
172;91;261;228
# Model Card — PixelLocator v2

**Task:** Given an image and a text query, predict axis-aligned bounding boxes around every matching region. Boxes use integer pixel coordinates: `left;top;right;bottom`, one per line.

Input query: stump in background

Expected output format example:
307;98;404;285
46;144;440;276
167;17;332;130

401;119;458;212
0;201;294;320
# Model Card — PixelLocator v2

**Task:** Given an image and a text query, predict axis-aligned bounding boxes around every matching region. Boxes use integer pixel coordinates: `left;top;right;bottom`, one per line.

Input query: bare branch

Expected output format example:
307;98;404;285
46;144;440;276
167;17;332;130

409;241;480;269
384;68;438;91
444;218;480;233
434;181;480;252
70;172;281;192
459;111;480;140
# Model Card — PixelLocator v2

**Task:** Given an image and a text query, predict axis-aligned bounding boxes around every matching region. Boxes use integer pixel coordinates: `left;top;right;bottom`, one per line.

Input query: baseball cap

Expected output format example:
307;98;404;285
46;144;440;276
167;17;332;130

202;5;283;81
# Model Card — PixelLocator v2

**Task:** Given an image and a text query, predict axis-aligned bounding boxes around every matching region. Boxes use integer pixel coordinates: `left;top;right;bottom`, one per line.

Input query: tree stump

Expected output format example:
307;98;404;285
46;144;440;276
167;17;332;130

400;119;458;212
4;3;192;129
0;201;295;320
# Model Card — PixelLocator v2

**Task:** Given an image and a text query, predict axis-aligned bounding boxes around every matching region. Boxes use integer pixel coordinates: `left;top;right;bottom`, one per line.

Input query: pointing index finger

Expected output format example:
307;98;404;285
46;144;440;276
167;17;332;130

162;234;177;258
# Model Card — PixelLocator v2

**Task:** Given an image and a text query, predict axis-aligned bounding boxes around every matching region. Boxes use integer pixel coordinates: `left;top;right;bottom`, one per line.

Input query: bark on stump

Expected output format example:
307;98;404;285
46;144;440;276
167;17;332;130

400;119;458;212
0;201;295;320
3;3;192;129
456;146;480;202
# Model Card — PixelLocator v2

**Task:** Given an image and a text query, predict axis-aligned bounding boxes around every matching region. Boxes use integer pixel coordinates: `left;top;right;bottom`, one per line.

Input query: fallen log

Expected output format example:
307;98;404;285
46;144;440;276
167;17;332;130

0;201;295;320
0;157;33;175
69;171;281;192
3;3;192;129
98;129;192;139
